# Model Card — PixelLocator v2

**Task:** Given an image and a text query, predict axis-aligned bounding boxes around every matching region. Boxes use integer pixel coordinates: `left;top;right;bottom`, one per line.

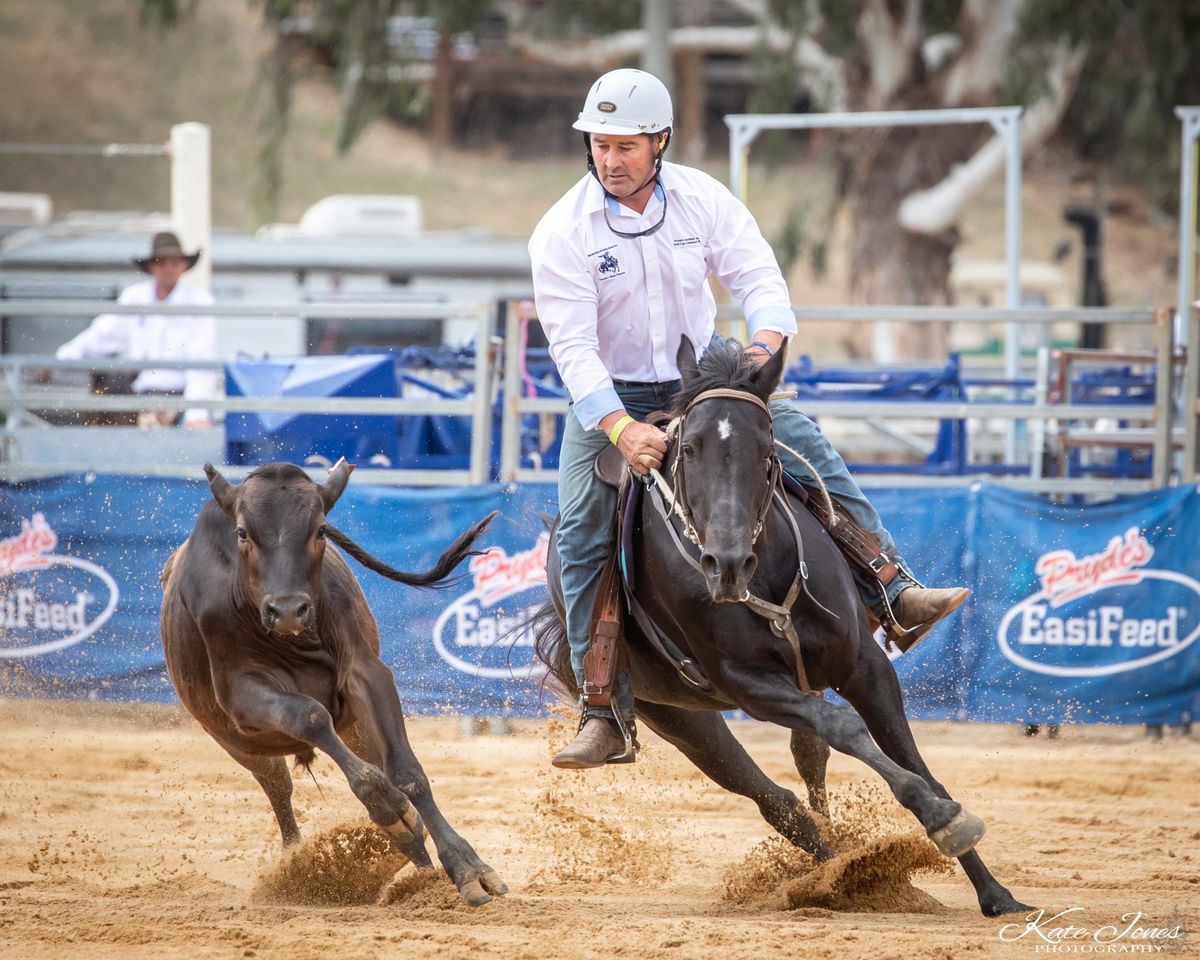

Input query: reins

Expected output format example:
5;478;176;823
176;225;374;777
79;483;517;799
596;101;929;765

642;387;838;693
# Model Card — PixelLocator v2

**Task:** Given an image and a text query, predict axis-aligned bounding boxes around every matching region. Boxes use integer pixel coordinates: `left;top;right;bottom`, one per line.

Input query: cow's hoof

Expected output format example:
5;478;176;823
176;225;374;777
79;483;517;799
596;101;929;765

382;804;426;843
382;811;433;868
929;809;986;857
457;869;508;907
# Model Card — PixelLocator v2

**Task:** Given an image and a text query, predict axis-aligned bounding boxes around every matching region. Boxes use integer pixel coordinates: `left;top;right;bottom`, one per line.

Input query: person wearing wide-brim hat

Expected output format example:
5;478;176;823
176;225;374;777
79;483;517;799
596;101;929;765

56;229;218;428
132;230;201;274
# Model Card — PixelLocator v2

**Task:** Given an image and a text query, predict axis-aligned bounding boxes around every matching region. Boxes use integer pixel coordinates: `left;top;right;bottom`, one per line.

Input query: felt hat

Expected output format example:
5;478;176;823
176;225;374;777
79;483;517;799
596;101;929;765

133;231;200;273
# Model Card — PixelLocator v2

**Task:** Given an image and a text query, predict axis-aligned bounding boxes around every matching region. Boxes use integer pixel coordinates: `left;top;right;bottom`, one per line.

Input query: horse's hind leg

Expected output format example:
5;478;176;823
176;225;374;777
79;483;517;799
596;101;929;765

228;749;301;847
789;726;830;817
635;700;835;860
721;665;982;858
839;652;1032;917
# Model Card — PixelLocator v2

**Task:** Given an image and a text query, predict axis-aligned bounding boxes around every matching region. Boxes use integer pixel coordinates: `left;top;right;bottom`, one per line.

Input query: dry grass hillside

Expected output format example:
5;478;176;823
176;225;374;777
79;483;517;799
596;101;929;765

0;0;1180;317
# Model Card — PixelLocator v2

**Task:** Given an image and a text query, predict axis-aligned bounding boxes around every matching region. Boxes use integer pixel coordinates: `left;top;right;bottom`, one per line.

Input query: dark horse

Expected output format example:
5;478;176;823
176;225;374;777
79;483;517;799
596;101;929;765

161;461;507;906
535;338;1030;917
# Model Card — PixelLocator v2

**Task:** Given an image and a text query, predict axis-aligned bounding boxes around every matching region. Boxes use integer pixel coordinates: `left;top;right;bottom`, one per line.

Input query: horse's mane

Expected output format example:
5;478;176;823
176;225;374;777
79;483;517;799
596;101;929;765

670;338;758;416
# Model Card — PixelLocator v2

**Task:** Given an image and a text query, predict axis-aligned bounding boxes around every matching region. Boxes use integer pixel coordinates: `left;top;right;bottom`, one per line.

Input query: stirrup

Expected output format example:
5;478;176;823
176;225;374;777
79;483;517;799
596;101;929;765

580;704;637;765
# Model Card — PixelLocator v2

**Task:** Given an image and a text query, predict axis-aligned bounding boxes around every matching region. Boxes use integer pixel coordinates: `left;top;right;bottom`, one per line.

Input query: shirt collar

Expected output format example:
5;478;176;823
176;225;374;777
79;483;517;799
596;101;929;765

604;181;665;220
583;166;671;217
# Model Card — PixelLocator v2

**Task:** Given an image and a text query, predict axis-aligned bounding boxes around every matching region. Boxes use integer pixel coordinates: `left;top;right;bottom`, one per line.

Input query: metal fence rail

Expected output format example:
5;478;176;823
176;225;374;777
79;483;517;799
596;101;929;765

0;299;497;485
0;298;1181;493
500;305;1176;492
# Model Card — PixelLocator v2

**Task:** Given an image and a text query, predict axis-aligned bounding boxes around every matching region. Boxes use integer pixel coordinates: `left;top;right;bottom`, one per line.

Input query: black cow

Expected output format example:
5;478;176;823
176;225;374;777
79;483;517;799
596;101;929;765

160;461;507;906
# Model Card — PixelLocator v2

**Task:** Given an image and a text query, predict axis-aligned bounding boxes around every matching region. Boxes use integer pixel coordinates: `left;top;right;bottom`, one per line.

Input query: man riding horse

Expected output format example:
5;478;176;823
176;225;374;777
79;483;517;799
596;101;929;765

529;68;969;769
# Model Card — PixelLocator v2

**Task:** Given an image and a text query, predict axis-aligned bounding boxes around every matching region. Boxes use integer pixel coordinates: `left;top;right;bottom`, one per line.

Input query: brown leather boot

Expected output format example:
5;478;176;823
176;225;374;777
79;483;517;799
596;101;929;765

551;715;633;769
890;586;970;652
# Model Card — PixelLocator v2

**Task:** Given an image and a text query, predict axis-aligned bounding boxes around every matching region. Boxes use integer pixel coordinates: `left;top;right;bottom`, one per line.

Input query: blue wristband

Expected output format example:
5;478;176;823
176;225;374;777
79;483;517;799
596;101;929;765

749;339;776;357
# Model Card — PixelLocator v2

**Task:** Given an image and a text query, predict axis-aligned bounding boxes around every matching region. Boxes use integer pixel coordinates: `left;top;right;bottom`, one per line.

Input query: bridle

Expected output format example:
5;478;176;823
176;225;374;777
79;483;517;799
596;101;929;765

639;386;838;693
666;387;780;549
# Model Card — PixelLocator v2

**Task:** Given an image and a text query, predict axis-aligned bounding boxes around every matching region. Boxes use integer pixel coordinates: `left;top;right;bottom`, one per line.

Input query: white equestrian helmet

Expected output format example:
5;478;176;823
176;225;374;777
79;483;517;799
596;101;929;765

573;68;673;136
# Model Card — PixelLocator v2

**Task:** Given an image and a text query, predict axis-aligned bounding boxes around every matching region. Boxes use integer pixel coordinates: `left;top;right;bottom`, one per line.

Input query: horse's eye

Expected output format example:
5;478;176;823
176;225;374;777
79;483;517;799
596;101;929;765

681;444;696;460
236;527;248;543
316;525;326;540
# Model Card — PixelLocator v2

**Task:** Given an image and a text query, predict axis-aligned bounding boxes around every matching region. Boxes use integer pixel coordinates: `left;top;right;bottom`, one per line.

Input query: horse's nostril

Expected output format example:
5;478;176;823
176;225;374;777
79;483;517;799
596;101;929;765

741;555;758;582
264;603;279;622
701;554;720;578
296;602;311;621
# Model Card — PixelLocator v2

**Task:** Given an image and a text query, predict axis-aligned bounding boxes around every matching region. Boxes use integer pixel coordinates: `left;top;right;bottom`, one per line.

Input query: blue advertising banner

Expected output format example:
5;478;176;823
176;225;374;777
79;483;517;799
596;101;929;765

0;474;559;713
1;475;1197;724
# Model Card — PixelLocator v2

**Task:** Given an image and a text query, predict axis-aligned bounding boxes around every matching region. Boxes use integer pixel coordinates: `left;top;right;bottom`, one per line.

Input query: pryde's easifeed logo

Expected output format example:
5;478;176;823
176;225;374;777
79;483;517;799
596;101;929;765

0;513;120;658
431;535;549;679
997;528;1200;677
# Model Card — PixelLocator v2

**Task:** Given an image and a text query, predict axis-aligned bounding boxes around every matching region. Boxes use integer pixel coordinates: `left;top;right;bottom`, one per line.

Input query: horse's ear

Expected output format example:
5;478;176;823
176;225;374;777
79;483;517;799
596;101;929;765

204;463;238;517
676;336;700;384
749;339;788;400
320;457;355;513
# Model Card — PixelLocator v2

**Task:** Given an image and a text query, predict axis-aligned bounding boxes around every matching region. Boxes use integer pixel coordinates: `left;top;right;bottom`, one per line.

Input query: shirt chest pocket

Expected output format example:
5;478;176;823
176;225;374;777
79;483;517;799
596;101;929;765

669;239;709;287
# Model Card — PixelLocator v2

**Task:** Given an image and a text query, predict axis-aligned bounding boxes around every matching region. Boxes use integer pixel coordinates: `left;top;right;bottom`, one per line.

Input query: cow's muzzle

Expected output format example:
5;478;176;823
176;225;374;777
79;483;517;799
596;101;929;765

261;593;314;635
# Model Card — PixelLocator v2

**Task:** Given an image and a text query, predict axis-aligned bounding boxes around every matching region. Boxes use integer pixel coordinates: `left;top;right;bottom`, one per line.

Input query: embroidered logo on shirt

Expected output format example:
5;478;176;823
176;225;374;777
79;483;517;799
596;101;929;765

673;236;702;247
589;245;626;281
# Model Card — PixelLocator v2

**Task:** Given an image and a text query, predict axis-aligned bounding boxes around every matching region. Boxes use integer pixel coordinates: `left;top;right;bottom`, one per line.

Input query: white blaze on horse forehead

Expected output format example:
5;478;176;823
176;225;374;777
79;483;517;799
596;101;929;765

717;416;734;441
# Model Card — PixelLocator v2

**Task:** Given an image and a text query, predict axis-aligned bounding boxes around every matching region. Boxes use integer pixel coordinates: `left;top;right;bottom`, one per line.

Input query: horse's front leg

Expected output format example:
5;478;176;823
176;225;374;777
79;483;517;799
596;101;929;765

717;664;985;859
838;645;1033;916
635;700;835;860
215;672;431;866
340;654;508;907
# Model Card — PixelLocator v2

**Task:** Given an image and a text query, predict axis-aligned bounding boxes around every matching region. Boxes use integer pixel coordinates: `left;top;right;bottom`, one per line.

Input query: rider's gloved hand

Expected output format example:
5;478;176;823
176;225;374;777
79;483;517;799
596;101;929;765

617;420;668;476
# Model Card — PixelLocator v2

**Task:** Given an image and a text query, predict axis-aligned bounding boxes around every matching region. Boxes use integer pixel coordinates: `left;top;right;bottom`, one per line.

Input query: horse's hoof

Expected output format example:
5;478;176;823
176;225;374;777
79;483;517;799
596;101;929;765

982;893;1035;917
929;809;986;857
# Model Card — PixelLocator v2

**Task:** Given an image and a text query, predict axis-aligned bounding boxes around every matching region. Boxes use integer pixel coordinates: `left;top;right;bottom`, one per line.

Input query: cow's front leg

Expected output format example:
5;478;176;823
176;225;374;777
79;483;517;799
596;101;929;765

218;673;432;867
343;657;508;906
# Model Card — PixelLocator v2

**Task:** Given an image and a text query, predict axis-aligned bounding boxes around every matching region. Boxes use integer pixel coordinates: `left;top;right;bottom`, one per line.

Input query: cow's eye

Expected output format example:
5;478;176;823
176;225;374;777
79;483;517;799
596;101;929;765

236;527;248;543
316;526;326;540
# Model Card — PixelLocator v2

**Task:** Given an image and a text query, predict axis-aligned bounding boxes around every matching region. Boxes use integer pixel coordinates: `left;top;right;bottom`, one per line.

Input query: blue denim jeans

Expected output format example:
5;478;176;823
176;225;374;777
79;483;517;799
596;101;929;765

556;360;912;684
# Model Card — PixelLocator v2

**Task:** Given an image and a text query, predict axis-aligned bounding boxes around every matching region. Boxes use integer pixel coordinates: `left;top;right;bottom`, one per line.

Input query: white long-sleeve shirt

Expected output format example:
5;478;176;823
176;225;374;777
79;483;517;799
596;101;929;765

529;161;796;430
56;277;219;424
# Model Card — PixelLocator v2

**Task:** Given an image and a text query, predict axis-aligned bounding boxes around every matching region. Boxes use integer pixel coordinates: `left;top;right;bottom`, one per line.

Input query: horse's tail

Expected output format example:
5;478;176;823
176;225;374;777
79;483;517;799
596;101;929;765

531;600;579;702
325;511;498;589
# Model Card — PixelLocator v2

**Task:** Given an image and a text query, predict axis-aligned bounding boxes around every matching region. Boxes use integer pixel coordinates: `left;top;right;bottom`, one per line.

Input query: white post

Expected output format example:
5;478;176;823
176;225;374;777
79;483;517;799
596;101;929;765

641;0;673;89
1176;107;1200;478
995;111;1024;462
170;123;212;293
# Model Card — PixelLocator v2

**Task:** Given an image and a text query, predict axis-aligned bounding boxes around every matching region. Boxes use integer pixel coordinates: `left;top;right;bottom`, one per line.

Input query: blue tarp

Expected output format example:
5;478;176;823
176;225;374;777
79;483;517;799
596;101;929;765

0;475;1197;724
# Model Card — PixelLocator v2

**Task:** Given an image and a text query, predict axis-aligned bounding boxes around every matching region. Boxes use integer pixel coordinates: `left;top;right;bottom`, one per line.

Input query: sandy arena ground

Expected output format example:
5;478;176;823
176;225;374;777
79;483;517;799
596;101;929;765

0;698;1196;960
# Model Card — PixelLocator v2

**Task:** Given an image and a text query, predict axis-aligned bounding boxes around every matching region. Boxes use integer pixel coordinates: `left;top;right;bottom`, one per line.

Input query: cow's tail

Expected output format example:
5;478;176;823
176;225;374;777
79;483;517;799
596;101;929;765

325;510;498;589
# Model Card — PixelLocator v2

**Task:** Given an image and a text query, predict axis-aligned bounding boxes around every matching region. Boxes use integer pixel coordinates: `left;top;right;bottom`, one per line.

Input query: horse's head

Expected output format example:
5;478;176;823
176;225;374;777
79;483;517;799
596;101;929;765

672;337;787;603
205;459;354;635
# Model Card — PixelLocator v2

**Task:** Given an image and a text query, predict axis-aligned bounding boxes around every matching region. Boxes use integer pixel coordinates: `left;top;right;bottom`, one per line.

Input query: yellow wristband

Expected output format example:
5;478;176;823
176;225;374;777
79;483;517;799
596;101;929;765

607;414;634;446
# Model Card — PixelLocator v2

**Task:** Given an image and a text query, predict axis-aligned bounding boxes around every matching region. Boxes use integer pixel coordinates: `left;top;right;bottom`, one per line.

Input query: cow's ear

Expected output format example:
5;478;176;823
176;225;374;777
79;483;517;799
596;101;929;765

321;458;355;512
204;463;237;517
676;336;699;385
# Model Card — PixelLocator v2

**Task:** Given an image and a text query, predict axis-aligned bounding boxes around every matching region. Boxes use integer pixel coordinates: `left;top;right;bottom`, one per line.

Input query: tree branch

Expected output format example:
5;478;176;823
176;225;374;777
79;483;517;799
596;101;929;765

899;42;1088;236
510;23;846;109
942;0;1027;105
856;0;922;109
